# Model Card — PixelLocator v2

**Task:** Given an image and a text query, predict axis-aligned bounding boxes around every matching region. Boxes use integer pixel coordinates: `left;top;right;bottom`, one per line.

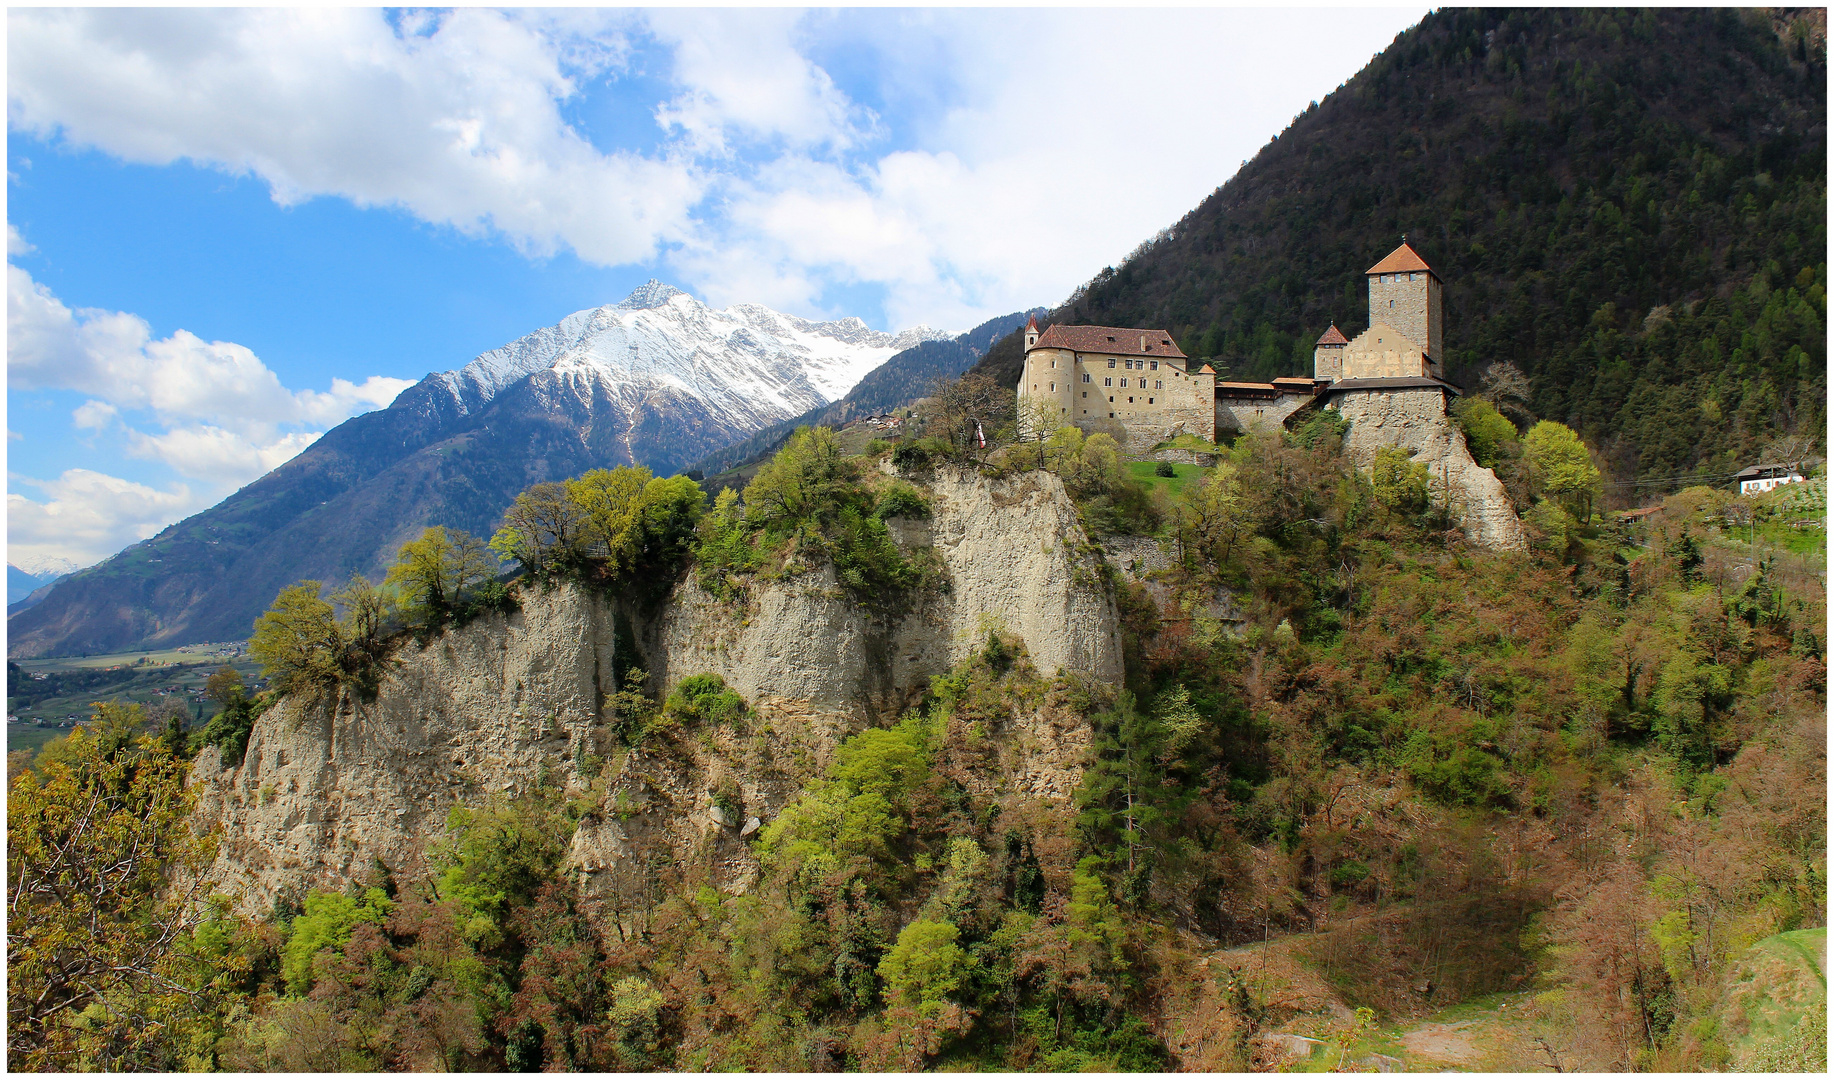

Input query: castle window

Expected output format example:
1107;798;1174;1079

1107;359;1116;367
1128;396;1134;403
1148;397;1154;404
1150;360;1158;370
1155;380;1163;389
1082;391;1086;398
1120;378;1128;387
1104;377;1112;386
1082;373;1091;383
1049;383;1054;391
1109;396;1114;402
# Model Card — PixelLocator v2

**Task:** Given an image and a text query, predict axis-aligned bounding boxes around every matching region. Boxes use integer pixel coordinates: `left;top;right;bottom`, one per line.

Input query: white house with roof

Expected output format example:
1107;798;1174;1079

1736;464;1806;495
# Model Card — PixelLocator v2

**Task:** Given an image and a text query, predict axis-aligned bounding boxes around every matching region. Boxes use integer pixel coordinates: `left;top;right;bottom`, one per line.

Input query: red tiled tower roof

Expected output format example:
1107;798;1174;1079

1366;240;1435;277
1026;314;1039;331
1315;323;1348;346
1030;324;1187;359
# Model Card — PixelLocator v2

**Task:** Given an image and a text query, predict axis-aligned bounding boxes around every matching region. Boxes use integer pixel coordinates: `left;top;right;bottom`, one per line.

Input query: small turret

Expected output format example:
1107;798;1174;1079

1314;323;1348;382
1024;315;1041;351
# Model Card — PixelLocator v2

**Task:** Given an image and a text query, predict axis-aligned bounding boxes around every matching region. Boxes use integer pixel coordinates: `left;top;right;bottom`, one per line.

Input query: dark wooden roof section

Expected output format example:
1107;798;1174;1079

1320;375;1462;396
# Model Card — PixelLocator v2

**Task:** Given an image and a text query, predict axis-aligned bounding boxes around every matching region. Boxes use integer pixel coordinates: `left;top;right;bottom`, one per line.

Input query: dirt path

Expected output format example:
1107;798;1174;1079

1399;1020;1486;1066
1209;932;1541;1071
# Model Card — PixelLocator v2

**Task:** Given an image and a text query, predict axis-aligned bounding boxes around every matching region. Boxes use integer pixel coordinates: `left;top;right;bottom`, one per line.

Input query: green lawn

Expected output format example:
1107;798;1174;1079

1126;459;1210;502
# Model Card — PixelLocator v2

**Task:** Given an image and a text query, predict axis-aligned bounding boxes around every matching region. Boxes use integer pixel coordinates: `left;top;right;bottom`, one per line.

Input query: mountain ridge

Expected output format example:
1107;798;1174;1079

688;307;1045;479
8;285;949;658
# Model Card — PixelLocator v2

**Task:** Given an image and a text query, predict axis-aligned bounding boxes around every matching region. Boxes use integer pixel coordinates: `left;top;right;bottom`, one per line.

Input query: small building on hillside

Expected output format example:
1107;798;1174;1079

1736;463;1806;495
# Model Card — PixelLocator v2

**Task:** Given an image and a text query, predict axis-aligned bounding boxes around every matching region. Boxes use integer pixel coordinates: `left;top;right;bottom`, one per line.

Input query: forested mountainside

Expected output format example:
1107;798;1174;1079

974;7;1826;480
690;309;1042;478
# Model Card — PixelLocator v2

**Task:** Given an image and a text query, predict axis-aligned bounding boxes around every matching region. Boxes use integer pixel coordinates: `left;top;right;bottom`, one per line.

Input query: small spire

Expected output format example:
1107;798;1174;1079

1026;314;1039;331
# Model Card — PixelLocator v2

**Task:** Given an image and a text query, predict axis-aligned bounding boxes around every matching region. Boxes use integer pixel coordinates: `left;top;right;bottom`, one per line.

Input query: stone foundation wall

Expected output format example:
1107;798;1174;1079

1332;388;1526;551
1215;393;1316;436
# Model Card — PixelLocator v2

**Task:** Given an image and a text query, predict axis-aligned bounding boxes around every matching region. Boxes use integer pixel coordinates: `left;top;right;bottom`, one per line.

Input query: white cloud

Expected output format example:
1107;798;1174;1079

7;265;414;565
7;263;414;442
7;7;702;265
663;8;1425;328
647;9;872;155
6;469;197;569
7;223;33;256
8;8;1424;330
124;426;322;487
71;399;117;430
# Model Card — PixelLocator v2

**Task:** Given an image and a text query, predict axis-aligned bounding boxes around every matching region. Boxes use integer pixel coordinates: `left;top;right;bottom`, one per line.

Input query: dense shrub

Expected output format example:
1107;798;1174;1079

694;427;938;607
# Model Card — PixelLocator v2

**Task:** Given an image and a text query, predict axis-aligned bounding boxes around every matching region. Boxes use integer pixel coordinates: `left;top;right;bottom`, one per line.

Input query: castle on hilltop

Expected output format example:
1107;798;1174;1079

1018;239;1525;549
1018;239;1462;450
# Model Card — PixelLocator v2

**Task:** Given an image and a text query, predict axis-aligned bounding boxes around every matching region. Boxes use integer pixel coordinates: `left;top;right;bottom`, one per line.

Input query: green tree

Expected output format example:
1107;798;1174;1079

1076;692;1195;893
281;888;394;996
1523;420;1604;522
1371;445;1431;513
1181;461;1254;567
491;481;586;573
204;664;247;707
568;467;651;571
249;581;343;694
1452;396;1521;469
384;526;498;620
330;571;392;647
743;426;857;527
877;920;969;1005
635;472;708;576
433;796;574;946
7;716;233;1069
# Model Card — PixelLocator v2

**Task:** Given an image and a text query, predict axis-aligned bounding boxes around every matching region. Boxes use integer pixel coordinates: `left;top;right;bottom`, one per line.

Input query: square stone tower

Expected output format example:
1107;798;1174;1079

1365;239;1442;364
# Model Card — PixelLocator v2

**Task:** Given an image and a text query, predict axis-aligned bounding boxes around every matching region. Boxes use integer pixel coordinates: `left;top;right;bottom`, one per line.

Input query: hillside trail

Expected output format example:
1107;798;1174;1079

1205;924;1548;1072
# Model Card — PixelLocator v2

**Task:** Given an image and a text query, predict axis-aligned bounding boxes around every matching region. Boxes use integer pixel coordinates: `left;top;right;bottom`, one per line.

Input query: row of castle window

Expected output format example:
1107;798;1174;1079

1086;375;1165;389
1375;272;1424;283
1106;358;1159;369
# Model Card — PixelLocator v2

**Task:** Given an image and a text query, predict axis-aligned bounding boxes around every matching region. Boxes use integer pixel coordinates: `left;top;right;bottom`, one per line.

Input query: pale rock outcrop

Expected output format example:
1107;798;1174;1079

200;468;1121;914
1334;388;1527;551
194;588;617;913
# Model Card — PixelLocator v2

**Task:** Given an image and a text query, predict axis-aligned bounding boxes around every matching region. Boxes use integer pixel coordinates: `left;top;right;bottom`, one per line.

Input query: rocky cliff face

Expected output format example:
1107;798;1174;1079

1334;388;1527;551
198;469;1120;914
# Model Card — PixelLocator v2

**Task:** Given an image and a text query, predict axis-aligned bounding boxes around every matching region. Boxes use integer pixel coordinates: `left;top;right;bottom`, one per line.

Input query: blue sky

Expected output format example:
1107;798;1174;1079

7;6;1426;570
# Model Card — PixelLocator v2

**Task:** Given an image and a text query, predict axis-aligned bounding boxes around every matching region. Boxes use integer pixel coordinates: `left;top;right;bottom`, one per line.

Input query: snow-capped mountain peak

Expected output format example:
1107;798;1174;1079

616;279;689;310
427;282;951;421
